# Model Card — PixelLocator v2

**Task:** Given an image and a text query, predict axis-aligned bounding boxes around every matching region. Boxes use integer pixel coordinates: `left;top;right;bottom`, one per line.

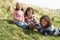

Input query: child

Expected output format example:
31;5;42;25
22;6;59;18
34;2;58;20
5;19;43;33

25;7;37;30
37;15;60;36
13;2;28;29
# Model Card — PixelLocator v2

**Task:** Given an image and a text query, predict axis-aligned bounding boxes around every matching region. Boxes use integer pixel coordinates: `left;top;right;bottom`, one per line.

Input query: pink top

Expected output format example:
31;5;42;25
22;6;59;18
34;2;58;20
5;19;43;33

13;10;24;23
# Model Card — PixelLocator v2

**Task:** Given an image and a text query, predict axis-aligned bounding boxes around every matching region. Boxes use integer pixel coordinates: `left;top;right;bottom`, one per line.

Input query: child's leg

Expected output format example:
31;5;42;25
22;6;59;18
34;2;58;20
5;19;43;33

15;21;28;28
54;28;60;35
40;30;53;36
28;23;35;30
27;22;35;30
58;28;60;35
35;22;41;29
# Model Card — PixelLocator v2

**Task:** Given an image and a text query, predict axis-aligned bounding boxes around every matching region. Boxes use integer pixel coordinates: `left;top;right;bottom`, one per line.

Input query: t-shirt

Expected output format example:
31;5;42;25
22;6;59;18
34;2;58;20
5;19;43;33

25;14;36;23
13;10;24;23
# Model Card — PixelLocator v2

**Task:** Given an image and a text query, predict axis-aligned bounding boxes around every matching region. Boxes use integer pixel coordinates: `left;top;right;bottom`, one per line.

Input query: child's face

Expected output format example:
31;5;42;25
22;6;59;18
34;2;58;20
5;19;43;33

41;19;48;27
27;10;32;16
16;3;22;10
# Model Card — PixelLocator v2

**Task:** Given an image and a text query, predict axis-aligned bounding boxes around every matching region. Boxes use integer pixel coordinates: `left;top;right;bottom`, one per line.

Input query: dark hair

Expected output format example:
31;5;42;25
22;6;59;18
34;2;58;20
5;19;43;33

25;7;34;15
40;15;51;28
21;7;24;11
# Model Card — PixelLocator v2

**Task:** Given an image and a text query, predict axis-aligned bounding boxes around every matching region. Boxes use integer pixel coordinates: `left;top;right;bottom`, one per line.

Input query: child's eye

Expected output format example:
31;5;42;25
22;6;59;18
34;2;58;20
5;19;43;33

29;11;32;13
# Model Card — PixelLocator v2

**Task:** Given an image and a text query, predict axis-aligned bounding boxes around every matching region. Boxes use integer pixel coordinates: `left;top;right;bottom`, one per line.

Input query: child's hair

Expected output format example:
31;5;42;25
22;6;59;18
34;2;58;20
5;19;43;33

21;7;24;11
40;15;51;28
15;2;24;11
25;7;34;15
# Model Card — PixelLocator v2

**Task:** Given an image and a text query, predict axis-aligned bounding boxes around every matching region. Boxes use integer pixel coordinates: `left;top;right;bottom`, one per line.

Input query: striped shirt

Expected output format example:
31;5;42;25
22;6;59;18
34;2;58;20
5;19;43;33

25;14;36;23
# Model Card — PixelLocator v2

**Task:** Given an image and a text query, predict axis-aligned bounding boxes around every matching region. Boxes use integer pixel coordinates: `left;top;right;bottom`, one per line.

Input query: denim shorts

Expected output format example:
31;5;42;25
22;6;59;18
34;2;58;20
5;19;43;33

15;21;28;28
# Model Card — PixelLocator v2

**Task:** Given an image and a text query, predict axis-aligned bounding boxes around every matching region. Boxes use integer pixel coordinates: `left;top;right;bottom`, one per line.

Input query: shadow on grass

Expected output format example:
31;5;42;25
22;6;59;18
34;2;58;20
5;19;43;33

0;19;14;24
6;20;14;24
22;29;40;39
23;28;60;38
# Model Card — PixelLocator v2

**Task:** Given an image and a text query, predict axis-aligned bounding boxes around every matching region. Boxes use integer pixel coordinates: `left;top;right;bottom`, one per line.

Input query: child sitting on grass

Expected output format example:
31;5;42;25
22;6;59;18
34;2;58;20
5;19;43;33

13;2;28;29
25;7;38;30
37;15;60;36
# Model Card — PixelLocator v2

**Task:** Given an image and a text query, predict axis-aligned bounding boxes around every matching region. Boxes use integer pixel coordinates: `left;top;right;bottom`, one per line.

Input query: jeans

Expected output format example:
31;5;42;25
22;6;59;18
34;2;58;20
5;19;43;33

15;21;28;29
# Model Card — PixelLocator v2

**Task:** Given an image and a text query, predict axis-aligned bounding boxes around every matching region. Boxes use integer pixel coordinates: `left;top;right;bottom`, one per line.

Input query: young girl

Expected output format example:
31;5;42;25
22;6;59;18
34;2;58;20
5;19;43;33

37;15;60;36
25;7;37;30
13;2;28;28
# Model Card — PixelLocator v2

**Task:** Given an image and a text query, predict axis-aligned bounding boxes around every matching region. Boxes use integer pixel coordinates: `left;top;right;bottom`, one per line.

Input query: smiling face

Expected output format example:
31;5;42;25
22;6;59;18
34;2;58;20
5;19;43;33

27;9;33;16
41;19;48;27
25;7;34;16
40;15;51;28
16;3;22;10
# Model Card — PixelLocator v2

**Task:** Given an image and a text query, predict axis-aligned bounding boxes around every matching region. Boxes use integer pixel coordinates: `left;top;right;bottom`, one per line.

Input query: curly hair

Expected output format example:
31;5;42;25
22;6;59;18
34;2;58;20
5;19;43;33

40;15;51;28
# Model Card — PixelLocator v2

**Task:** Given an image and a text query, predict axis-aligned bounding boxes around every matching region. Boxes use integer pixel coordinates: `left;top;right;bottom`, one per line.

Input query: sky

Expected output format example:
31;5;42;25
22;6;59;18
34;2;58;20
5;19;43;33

16;0;60;9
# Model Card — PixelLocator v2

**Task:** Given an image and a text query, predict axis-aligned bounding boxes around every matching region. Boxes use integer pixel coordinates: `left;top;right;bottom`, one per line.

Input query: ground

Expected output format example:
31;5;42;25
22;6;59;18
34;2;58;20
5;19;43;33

0;0;60;40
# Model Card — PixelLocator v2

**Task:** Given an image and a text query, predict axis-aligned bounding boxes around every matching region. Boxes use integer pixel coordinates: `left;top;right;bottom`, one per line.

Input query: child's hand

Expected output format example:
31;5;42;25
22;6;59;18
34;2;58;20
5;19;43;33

18;19;23;22
31;22;35;26
33;21;37;23
25;17;28;19
30;22;33;24
28;22;31;25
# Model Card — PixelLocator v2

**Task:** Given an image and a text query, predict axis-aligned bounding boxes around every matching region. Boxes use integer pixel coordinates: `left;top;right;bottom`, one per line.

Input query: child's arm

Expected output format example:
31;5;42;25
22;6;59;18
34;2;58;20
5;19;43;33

36;23;42;31
13;11;22;21
32;15;37;22
22;12;24;22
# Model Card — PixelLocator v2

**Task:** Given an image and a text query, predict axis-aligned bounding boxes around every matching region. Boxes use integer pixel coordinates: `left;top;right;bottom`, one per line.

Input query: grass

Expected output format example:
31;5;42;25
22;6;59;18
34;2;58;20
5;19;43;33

0;11;60;40
0;19;60;40
0;0;60;40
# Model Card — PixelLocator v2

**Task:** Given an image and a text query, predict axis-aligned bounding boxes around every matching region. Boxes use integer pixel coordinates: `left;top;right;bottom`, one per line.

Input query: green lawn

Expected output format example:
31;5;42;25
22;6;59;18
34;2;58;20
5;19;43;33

0;12;60;40
0;0;60;40
0;19;60;40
